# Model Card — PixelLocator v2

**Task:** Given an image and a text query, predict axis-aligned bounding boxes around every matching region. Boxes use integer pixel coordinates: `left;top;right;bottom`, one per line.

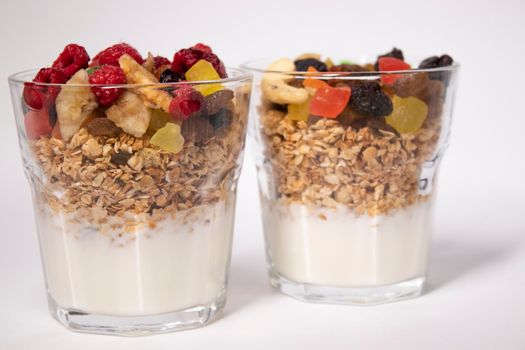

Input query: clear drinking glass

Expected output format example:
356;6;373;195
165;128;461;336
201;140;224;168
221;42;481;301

8;67;252;335
242;57;458;305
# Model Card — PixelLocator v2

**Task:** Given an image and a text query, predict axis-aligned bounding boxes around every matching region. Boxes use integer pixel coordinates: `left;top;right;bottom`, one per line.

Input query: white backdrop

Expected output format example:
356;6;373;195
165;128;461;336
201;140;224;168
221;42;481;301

0;0;524;349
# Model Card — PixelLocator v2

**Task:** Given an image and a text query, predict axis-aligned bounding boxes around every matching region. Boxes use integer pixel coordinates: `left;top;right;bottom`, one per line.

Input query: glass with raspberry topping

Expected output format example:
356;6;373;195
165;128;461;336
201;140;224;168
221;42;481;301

242;49;458;305
9;43;252;335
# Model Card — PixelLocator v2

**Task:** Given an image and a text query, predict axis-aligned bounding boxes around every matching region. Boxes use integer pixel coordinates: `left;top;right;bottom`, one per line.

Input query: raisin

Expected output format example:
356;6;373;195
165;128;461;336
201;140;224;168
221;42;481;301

159;69;182;83
329;64;368;73
209;108;233;130
204;89;234;116
111;151;132;165
87;118;121;137
348;82;393;117
418;54;454;82
181;115;215;143
375;47;404;70
294;58;327;72
337;107;365;127
393;73;429;98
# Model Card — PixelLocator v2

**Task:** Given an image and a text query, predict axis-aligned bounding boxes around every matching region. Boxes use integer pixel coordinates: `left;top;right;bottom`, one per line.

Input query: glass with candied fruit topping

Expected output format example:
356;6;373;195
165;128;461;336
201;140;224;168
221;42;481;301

242;49;458;305
9;42;252;335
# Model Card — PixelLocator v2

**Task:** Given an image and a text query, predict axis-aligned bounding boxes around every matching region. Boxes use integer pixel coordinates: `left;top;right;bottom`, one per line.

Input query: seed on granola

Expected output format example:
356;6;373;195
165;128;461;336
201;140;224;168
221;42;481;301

110;151;132;165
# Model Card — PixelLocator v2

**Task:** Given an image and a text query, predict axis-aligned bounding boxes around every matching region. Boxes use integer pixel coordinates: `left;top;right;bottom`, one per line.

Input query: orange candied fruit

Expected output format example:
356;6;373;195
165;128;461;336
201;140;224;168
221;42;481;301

303;67;330;89
310;86;351;119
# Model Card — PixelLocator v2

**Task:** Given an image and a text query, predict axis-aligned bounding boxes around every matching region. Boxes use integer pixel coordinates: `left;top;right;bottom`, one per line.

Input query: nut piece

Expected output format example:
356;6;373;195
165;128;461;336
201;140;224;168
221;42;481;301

261;58;309;105
106;91;152;138
56;69;98;141
119;54;172;112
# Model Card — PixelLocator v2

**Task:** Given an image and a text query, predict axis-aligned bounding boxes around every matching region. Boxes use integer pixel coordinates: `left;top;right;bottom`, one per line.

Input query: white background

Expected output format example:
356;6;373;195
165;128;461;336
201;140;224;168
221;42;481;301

1;0;524;349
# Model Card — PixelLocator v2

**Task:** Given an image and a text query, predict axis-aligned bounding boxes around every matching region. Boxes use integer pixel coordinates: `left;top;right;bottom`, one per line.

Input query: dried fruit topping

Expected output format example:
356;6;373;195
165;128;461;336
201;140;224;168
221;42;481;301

192;43;212;53
375;47;404;70
169;87;204;120
52;44;90;79
86;117;121;137
378;57;411;85
159;68;182;83
185;59;223;96
150;122;185;154
172;45;227;78
310;86;351;119
294;58;328;72
88;65;127;107
385;95;428;134
153;56;171;69
24;108;53;139
287;98;311;122
418;54;454;82
91;43;144;67
329;64;368;73
105;91;151;138
204;89;234;116
393;73;429;98
303;67;330;89
23;67;68;110
181;115;215;143
148;109;172;133
349;81;393;117
209;108;233;130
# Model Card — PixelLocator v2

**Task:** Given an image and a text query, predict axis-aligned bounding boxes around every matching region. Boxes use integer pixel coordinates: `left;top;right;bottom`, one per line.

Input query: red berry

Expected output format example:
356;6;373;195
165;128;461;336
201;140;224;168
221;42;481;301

88;65;127;107
192;43;212;53
172;47;227;78
90;43;143;67
24;109;53;139
23;67;67;110
52;43;90;78
378;57;411;85
153;55;171;69
169;87;204;120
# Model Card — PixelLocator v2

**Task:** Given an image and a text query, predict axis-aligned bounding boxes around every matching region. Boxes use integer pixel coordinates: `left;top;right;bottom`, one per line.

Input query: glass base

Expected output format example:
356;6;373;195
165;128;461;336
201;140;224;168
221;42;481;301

269;271;425;305
47;292;226;336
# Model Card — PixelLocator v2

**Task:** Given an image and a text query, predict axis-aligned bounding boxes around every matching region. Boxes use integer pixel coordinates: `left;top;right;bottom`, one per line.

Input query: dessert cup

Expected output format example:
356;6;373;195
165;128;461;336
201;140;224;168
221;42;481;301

242;56;458;305
8;67;252;335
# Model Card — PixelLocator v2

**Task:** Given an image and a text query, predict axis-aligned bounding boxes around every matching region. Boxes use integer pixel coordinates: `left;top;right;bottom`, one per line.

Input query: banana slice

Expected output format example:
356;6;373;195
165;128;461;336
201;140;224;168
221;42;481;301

119;54;172;112
106;91;151;138
56;69;98;141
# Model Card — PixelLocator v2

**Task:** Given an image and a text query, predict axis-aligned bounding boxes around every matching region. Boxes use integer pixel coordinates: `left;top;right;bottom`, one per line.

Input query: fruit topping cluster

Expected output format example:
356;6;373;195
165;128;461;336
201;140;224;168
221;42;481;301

261;48;454;135
21;42;233;154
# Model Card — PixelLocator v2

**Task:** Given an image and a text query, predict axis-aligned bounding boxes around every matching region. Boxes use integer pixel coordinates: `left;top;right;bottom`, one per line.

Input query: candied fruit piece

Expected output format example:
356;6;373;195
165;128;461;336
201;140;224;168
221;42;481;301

378;57;411;85
185;59;223;96
148;109;172;133
303;67;329;89
310;86;351;119
385;95;428;134
287;98;311;122
150;122;185;154
374;47;404;70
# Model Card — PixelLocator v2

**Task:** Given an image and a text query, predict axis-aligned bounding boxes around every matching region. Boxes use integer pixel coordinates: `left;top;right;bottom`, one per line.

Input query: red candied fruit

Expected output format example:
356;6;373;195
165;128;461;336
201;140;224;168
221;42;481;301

23;67;67;110
378;57;411;85
153;55;171;69
169;87;204;121
88;65;127;107
172;45;227;78
90;43;143;67
24;109;53;139
52;43;90;79
310;86;351;119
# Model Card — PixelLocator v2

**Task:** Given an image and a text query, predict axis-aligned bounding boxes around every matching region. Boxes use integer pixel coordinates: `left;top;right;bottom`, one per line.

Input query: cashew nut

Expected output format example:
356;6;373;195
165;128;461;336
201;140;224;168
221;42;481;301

261;58;308;105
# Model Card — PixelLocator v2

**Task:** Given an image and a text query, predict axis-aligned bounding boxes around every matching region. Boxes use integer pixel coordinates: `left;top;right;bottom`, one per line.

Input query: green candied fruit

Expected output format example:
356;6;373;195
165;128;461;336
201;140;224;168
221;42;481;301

385;95;428;134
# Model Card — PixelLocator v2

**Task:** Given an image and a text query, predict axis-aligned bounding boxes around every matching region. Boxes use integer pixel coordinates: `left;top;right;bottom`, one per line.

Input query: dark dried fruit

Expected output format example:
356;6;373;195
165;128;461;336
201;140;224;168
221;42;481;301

159;69;182;83
209;108;233;130
294;58;327;72
337;107;365;127
375;47;404;70
181;115;215;143
329;64;368;73
417;80;445;119
418;54;454;82
204;89;234;115
393;73;429;98
348;81;393;117
351;117;399;136
86;118;122;137
110;151;132;165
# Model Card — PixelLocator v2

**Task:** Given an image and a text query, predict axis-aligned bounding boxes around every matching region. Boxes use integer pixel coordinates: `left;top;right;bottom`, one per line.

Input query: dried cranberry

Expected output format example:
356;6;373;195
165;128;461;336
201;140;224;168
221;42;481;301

88;65;127;107
172;47;227;78
23;67;67;110
52;44;90;78
294;58;327;72
91;43;143;67
169;87;204;120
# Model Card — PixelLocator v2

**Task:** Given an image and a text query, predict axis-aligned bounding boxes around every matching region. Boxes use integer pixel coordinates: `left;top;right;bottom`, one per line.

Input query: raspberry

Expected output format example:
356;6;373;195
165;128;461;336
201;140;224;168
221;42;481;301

192;43;212;53
52;44;90;78
91;43;143;67
172;47;227;78
88;65;127;107
23;67;67;110
153;55;171;69
169;87;204;120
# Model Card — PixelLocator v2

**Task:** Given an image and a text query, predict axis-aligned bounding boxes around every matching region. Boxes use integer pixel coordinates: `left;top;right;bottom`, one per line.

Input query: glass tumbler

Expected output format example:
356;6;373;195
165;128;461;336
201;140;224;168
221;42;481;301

242;57;458;305
8;66;252;335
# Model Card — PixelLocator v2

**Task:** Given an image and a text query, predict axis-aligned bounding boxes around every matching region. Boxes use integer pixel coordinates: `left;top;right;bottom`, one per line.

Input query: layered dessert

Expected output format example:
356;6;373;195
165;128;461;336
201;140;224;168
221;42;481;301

13;42;251;333
248;49;456;303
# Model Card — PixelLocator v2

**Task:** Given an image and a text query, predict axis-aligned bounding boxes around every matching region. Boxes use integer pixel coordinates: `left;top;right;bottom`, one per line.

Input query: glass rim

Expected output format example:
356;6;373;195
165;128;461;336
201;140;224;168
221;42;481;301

7;67;253;88
240;58;460;77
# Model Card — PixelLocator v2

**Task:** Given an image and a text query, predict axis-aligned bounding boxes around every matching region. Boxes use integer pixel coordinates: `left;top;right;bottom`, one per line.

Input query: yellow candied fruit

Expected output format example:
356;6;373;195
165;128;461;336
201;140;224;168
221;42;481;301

287;98;311;122
385;95;428;134
185;59;223;96
150;122;185;154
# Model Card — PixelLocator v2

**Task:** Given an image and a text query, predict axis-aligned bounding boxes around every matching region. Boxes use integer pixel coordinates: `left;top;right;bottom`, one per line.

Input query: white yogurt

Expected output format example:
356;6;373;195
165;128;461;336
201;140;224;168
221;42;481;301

262;199;434;287
35;200;235;316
